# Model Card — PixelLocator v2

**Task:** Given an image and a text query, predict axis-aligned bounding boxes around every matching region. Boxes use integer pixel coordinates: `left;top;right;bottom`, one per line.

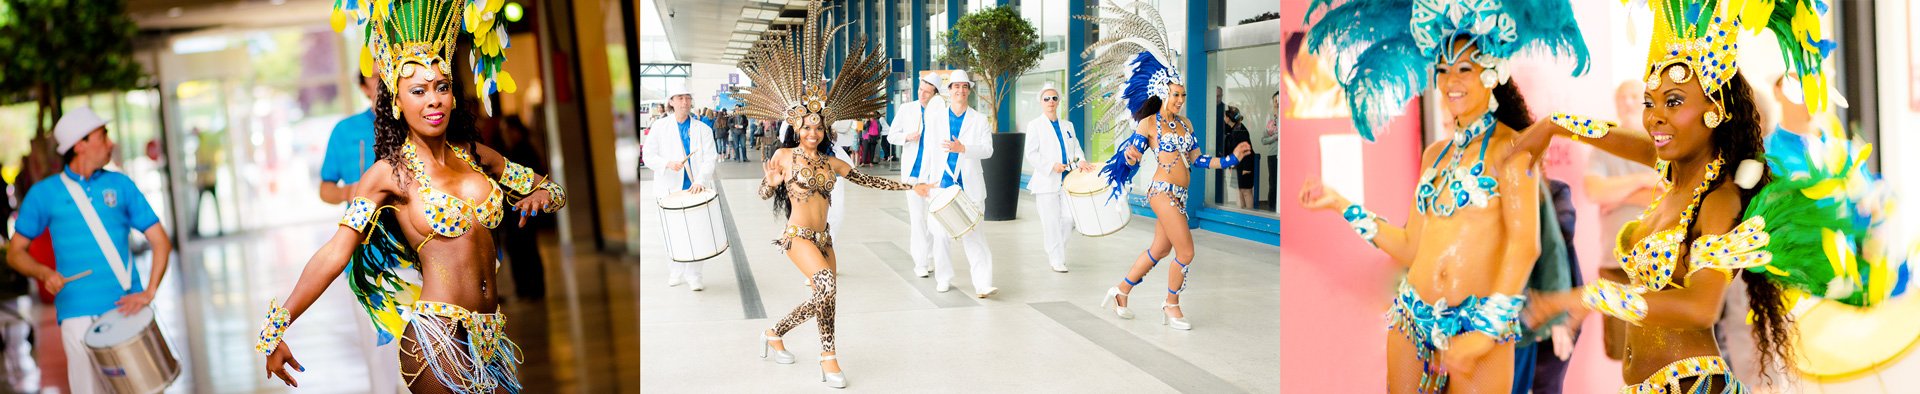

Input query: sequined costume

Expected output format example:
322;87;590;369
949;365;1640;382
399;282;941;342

255;2;564;391
1386;281;1526;392
757;149;911;253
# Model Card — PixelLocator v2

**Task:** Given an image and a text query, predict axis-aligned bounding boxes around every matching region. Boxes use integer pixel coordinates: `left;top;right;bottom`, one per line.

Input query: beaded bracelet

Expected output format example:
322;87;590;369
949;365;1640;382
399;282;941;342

256;298;292;354
1343;204;1380;244
1582;280;1648;325
1550;113;1617;139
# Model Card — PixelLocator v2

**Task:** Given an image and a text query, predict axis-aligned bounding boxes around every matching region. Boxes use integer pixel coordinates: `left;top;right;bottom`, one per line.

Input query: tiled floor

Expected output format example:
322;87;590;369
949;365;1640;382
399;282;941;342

639;158;1280;392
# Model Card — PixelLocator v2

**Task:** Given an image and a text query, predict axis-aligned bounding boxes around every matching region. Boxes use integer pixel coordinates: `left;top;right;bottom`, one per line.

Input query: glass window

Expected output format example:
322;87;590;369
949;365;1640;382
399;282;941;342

1203;44;1280;216
1009;70;1066;134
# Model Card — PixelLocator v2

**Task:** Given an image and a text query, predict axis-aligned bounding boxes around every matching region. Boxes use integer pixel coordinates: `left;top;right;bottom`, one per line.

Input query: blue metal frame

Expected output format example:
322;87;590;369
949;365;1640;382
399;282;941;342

1067;0;1086;143
946;0;961;69
884;0;898;120
913;0;928;86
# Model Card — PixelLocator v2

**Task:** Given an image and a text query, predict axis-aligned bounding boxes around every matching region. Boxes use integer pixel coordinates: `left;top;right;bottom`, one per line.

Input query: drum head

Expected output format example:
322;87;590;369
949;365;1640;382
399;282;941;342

85;307;156;348
658;189;719;209
1063;171;1110;195
929;187;962;206
1794;296;1920;378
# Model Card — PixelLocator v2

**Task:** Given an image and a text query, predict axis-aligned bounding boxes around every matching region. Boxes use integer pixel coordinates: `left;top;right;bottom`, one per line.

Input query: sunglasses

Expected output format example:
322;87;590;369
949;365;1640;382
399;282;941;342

1041;96;1059;102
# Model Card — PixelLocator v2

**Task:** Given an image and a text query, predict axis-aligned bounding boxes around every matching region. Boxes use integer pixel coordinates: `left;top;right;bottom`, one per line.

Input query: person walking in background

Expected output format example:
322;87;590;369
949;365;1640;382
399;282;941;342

1220;105;1256;209
499;115;551;300
192;127;225;237
9;108;175;394
316;71;405;393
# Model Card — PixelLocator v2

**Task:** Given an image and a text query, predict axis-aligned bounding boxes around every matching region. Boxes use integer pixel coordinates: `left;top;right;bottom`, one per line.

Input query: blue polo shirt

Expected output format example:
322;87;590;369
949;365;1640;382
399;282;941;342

14;168;157;320
320;109;378;184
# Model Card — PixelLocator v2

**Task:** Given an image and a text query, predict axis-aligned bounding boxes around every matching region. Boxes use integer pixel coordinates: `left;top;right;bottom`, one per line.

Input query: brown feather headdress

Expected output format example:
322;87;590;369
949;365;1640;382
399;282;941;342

733;0;889;129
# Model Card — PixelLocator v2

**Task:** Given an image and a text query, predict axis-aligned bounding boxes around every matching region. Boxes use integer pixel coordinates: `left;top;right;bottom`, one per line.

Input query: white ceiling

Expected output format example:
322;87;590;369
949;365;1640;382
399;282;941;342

129;0;332;31
651;0;824;65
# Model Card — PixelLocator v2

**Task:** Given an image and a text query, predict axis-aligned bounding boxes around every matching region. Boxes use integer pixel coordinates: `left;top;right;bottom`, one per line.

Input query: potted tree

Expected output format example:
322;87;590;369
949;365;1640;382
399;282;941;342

938;5;1043;221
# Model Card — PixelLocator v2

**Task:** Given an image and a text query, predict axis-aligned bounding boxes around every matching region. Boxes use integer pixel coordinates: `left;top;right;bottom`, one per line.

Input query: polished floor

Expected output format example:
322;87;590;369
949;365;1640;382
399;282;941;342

639;157;1281;392
13;180;640;393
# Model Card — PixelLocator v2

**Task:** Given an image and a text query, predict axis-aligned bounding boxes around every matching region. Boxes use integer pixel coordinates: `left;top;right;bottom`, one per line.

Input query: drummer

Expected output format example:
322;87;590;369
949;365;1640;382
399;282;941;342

884;73;946;278
5;108;173;394
921;70;997;298
644;89;721;291
1022;83;1094;273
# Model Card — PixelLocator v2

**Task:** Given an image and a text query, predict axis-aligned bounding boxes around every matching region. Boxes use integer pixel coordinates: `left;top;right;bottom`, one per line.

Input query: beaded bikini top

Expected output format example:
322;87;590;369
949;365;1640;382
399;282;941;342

402;141;505;238
1414;113;1500;217
1615;157;1765;291
787;150;837;201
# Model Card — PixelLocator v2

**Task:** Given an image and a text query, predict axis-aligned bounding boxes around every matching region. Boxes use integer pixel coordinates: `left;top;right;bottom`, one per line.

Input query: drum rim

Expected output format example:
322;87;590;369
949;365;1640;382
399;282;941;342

84;308;158;347
929;187;969;211
1065;187;1118;197
669;243;731;262
658;190;720;210
1792;297;1920;379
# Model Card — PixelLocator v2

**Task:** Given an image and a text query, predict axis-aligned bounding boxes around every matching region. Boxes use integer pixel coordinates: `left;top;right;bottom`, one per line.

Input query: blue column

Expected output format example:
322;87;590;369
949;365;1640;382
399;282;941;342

912;0;928;84
885;0;898;120
946;0;961;69
1067;0;1085;143
994;1;1013;133
1183;0;1208;228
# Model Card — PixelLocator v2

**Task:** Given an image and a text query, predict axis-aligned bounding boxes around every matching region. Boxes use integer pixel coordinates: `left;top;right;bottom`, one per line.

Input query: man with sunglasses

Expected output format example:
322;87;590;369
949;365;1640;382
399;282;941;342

1023;84;1094;273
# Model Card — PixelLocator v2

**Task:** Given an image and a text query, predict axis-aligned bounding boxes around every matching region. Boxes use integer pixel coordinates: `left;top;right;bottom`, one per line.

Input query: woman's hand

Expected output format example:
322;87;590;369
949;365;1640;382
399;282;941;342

1233;142;1253;159
1507;119;1566;169
515;190;553;227
763;160;786;185
1438;334;1496;377
264;341;305;387
1123;146;1142;165
1297;178;1351;211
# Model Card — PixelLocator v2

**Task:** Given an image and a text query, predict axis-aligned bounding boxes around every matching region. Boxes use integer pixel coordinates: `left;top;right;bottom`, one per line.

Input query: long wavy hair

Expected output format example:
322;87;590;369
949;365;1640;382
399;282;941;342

371;80;483;188
1671;69;1792;384
769;114;836;219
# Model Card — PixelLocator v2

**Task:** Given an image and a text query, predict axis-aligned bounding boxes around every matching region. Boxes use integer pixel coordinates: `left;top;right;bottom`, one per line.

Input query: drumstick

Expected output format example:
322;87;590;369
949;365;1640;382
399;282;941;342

65;270;92;281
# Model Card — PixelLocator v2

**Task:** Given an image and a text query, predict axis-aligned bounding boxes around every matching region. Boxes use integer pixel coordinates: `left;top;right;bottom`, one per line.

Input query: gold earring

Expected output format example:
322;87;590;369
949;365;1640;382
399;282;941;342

392;104;402;119
1703;111;1722;128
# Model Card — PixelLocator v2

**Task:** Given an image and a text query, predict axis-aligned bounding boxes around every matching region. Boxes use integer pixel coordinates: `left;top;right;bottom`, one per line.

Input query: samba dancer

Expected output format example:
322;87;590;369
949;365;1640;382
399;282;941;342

885;74;948;277
1024;83;1095;273
1083;2;1252;333
644;89;721;291
1293;0;1592;391
257;1;567;392
1511;1;1903;392
922;70;998;298
734;1;932;387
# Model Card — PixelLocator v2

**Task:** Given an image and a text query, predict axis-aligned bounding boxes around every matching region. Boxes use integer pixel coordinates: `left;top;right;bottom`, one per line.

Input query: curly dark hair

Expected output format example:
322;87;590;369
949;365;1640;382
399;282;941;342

1491;80;1534;131
371;81;484;188
1668;68;1793;385
769;115;837;219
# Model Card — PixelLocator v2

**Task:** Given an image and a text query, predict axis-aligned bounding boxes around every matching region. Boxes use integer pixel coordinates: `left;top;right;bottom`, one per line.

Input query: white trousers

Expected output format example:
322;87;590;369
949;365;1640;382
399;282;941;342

1034;191;1074;267
59;316;105;394
353;299;403;393
658;210;705;282
904;188;932;271
926;205;993;292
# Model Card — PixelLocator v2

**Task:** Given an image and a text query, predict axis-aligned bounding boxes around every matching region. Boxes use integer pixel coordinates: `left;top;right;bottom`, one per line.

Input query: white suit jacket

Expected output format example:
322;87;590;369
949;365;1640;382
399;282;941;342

887;98;947;183
921;105;994;203
643;116;719;200
1022;116;1086;194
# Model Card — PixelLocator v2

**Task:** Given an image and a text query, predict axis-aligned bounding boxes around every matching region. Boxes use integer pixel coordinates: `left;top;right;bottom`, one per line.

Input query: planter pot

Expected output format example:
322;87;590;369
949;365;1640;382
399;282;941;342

982;132;1026;221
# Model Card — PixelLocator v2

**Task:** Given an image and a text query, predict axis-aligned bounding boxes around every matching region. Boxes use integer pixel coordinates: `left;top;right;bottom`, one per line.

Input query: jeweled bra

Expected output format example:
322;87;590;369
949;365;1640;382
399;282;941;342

401;141;504;239
1414;113;1500;216
1617;157;1728;291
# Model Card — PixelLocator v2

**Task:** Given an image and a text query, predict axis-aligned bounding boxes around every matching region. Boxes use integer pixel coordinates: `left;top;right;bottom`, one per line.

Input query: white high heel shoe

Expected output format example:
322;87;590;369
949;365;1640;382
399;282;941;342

1162;302;1191;330
820;355;848;388
760;332;795;364
1101;287;1135;319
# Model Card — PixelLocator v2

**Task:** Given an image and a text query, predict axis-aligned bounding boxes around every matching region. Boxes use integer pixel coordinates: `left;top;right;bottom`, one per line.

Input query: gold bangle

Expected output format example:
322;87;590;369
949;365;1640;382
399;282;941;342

256;298;292;354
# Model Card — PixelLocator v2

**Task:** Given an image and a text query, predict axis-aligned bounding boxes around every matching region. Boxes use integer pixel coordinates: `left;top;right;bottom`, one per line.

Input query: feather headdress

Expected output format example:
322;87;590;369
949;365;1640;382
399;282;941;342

1635;0;1835;124
332;0;518;114
1302;0;1592;141
1072;1;1180;140
733;0;889;129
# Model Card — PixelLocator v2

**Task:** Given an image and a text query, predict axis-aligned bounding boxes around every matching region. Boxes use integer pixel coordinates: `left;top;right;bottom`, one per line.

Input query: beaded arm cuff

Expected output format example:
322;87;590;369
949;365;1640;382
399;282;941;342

758;179;779;199
536;179;567;213
500;162;538;195
1342;204;1380;244
1550;113;1617;139
1464;294;1527;342
340;197;375;232
1582;280;1649;324
844;170;913;191
1192;154;1240;169
256;298;292;354
1689;216;1771;272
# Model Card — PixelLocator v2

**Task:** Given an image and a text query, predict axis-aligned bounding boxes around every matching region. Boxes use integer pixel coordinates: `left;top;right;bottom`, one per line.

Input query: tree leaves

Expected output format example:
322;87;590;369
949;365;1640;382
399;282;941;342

936;5;1044;132
0;0;147;134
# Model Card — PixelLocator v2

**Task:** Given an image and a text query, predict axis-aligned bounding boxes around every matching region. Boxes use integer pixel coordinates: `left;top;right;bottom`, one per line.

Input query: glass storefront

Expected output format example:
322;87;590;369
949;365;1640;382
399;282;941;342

1206;44;1280;215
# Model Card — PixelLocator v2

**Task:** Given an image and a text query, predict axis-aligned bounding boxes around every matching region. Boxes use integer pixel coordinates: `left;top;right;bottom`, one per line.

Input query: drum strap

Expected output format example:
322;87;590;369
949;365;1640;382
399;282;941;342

943;111;965;189
678;119;694;189
910;105;927;178
58;173;136;292
1051;120;1070;181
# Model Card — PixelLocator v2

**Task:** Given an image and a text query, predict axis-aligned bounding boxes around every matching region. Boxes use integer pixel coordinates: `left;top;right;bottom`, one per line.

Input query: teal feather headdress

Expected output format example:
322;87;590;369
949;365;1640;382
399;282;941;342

1302;0;1592;141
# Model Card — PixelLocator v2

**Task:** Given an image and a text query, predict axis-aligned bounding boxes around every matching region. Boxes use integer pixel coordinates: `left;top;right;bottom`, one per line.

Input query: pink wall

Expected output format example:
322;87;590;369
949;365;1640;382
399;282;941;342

1280;1;1633;391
